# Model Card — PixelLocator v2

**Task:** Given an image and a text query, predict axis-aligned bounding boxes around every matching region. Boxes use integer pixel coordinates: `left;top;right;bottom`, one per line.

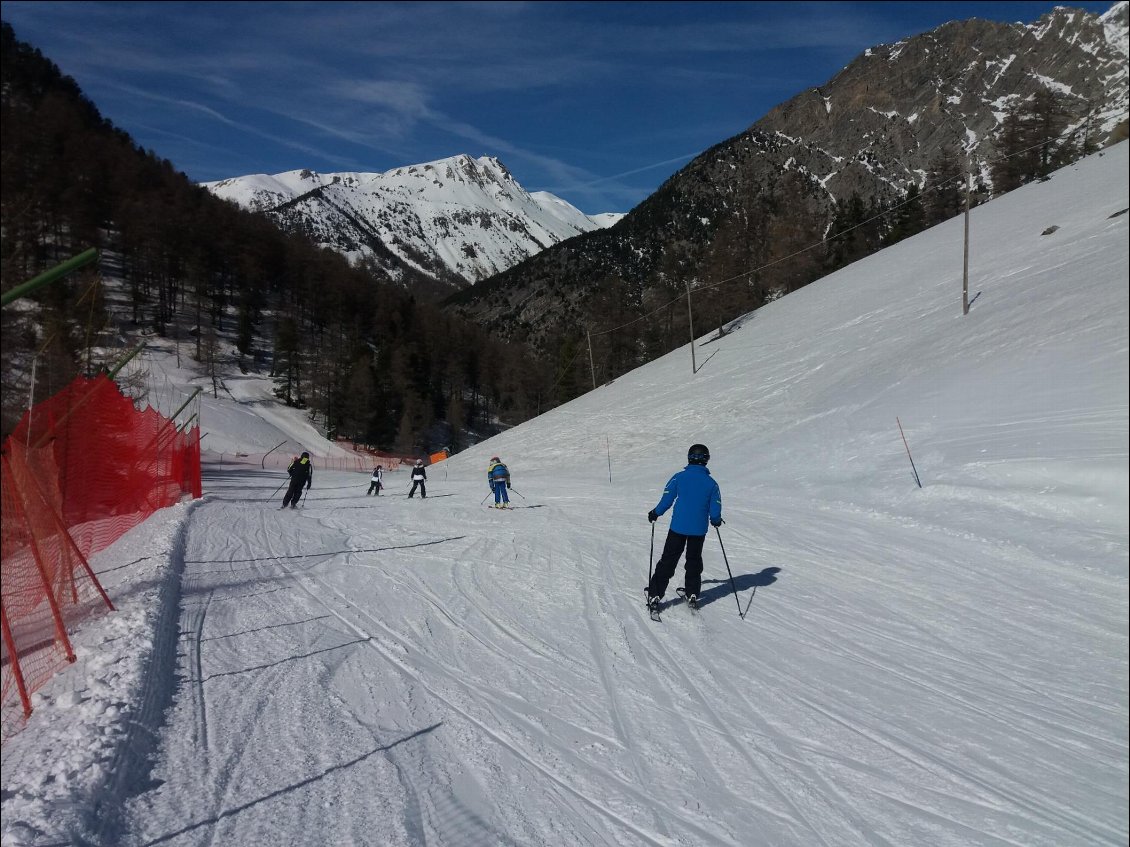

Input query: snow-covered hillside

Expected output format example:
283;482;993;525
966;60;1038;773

203;155;623;289
2;144;1126;847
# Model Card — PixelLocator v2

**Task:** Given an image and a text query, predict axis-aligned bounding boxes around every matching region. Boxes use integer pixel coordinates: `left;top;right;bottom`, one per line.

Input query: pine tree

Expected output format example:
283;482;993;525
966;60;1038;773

924;147;965;227
882;183;926;246
991;90;1074;193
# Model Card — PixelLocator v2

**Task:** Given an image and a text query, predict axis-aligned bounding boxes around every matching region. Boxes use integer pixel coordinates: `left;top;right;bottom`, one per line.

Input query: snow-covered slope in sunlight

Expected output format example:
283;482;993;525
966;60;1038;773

120;344;359;462
2;145;1125;847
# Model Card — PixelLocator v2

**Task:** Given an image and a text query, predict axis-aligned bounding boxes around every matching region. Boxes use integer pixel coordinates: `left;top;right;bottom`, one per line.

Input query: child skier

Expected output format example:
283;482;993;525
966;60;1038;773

408;459;427;498
646;444;722;611
487;456;510;508
367;465;383;495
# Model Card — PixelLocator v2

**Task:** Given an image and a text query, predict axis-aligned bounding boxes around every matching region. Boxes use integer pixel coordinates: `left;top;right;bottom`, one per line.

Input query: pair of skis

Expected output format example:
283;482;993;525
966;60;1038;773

646;588;698;622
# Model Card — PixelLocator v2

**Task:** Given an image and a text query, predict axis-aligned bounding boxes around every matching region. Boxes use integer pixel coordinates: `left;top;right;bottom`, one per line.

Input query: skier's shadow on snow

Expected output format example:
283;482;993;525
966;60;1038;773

698;567;780;608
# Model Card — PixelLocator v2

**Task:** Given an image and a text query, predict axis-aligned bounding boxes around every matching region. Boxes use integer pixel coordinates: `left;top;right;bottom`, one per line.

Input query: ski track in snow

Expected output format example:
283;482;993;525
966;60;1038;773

3;145;1126;847
104;463;1123;847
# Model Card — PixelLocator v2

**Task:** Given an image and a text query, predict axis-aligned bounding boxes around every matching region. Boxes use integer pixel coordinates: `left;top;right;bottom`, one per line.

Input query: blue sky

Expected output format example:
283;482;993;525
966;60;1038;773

1;1;1119;214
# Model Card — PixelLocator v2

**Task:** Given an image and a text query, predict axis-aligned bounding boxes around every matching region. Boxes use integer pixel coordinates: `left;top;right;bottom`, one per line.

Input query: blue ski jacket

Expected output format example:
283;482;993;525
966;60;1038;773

488;460;510;489
653;464;722;536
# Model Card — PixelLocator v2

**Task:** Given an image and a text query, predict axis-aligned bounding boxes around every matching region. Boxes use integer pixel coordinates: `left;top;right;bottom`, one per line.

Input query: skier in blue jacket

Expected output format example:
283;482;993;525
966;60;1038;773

646;444;722;610
487;457;511;508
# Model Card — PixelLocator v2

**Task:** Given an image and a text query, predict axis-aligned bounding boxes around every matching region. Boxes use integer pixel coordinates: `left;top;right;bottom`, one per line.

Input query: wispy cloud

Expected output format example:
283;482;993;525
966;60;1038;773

100;81;357;166
4;0;1111;211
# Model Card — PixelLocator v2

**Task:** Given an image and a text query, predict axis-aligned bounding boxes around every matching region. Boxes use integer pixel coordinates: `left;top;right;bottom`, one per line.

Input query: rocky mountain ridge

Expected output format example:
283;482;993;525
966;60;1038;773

203;155;623;298
446;2;1128;352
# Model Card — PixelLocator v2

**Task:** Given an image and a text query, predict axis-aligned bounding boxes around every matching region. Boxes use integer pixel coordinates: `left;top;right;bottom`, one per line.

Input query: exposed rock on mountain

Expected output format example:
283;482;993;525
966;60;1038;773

446;3;1128;352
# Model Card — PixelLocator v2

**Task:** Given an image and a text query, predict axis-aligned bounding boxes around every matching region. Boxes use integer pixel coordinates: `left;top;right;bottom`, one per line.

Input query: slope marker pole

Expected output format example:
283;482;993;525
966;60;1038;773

897;417;923;488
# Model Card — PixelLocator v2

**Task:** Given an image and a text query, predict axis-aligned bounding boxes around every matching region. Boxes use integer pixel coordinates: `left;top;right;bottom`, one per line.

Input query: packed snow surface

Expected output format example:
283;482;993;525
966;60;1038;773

2;144;1127;846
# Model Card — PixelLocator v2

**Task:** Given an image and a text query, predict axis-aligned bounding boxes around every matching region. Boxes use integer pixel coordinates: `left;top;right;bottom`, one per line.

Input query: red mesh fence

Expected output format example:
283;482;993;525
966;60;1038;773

1;373;201;742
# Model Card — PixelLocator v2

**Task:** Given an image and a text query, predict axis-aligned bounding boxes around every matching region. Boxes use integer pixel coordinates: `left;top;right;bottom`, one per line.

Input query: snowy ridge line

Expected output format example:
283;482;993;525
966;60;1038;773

203;154;622;287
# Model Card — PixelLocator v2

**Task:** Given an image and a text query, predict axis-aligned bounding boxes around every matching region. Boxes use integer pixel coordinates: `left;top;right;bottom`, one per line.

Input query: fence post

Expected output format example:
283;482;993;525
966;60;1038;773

26;358;37;448
2;454;77;662
262;439;288;469
13;455;114;612
1;248;98;308
0;600;34;719
106;341;146;379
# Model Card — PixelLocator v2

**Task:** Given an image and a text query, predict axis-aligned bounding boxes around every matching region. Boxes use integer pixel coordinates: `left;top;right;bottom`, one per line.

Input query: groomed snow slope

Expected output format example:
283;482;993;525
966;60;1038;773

1;144;1126;847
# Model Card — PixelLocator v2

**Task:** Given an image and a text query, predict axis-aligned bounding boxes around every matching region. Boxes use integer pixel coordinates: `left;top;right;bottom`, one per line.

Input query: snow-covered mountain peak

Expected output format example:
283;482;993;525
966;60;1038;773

379;154;524;205
1102;0;1129;56
203;155;623;293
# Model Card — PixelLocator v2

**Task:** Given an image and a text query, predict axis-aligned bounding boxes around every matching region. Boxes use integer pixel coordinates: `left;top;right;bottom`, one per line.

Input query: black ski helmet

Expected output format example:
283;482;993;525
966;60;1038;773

687;444;710;466
301;451;310;459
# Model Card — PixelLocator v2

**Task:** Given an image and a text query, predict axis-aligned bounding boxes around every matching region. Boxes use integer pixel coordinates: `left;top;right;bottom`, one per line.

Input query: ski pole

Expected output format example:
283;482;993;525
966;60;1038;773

897;417;923;488
714;525;744;618
508;486;526;500
301;487;309;506
648;522;655;595
266;479;287;501
480;490;492;505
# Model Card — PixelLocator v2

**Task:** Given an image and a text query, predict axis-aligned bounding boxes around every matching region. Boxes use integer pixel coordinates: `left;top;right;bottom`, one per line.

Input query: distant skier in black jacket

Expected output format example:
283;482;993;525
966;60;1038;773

408;459;427;498
282;452;313;508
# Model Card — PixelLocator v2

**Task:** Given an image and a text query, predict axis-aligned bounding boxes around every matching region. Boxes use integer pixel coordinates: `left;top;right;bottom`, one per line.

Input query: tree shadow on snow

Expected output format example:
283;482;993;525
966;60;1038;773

137;723;444;846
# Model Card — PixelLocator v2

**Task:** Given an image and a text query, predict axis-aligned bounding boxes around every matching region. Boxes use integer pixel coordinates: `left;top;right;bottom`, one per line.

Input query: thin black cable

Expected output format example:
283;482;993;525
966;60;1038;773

587;133;1076;337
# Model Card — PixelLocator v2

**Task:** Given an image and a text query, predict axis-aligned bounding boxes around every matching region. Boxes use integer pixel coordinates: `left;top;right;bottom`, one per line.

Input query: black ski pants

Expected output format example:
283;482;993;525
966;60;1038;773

409;481;426;498
282;479;306;507
648;530;705;598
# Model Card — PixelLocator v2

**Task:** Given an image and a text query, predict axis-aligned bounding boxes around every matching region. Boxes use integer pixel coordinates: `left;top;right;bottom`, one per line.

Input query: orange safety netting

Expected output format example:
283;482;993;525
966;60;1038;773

203;450;374;472
1;373;201;742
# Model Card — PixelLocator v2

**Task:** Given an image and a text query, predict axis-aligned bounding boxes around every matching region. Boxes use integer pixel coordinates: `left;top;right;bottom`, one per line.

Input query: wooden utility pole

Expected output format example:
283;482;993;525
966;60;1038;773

686;283;697;373
587;331;597;390
963;172;972;315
